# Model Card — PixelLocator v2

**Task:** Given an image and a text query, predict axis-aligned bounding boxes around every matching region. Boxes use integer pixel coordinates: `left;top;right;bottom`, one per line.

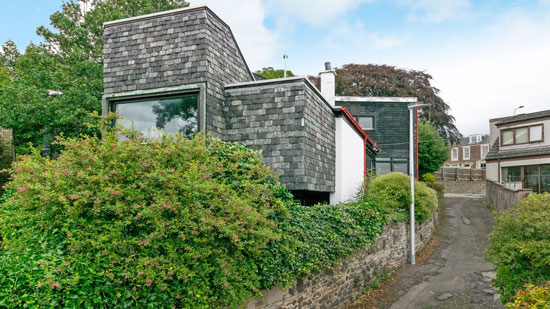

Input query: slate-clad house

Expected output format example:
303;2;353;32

101;6;378;205
486;110;550;193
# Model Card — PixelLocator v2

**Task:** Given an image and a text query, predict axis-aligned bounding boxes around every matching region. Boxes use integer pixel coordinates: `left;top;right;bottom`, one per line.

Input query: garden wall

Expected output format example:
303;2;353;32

246;209;439;309
486;180;531;212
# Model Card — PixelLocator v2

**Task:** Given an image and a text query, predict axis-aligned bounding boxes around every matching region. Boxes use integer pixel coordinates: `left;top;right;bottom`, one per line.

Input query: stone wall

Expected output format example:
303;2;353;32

247;209;439;309
103;6;253;137
224;79;335;193
486;180;531;211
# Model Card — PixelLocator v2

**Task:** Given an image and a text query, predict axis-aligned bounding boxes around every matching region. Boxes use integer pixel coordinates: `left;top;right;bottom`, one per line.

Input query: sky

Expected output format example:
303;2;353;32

1;0;550;136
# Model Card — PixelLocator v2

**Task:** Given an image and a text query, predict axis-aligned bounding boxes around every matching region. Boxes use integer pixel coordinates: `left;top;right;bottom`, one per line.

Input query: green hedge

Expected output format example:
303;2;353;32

486;193;550;303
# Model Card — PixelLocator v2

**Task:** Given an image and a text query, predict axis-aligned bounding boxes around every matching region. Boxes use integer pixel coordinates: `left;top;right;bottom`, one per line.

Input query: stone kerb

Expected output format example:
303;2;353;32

247;209;439;309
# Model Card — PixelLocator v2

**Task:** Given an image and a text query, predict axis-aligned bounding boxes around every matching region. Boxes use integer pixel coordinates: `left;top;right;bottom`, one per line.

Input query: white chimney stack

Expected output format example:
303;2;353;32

320;62;336;106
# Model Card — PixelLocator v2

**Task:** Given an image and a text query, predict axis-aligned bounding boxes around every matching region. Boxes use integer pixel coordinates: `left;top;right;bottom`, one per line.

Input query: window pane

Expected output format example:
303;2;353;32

502;130;514;145
524;166;539;192
115;94;198;139
530;126;543;142
502;166;521;182
481;146;488;158
393;162;408;174
357;117;374;130
464;147;470;158
542;165;550;193
452;148;458;160
376;162;391;175
516;127;528;143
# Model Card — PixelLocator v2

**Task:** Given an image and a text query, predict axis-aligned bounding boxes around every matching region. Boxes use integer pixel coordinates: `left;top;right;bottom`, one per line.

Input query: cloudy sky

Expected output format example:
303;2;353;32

2;0;550;136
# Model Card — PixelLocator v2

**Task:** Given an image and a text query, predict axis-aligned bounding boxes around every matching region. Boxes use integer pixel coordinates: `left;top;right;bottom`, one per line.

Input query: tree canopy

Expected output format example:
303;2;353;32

0;0;189;154
311;64;461;144
418;121;449;176
255;67;295;79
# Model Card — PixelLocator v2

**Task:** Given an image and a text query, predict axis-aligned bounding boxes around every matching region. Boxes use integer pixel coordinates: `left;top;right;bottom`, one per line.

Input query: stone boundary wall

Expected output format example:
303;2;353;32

246;209;439;309
486;180;531;212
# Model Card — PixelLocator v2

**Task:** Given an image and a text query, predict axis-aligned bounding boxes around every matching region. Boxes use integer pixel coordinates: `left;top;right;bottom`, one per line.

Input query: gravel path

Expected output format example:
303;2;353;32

348;195;503;309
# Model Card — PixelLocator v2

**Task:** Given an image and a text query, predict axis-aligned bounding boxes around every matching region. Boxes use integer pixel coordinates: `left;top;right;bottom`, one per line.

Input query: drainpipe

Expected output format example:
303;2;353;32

498;158;501;183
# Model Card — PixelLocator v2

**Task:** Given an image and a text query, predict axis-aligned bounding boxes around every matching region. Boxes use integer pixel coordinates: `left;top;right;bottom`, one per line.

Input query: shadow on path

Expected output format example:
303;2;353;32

348;195;503;309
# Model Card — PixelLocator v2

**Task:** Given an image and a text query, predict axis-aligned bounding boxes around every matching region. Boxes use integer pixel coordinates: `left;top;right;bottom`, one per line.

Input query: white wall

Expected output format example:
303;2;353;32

486;162;498;182
330;117;365;204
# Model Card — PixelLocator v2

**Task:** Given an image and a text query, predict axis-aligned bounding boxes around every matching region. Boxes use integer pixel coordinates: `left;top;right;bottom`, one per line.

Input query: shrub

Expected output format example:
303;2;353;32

507;282;550;308
486;193;550;303
257;200;386;288
422;173;435;183
426;182;445;200
367;172;437;223
0;115;291;307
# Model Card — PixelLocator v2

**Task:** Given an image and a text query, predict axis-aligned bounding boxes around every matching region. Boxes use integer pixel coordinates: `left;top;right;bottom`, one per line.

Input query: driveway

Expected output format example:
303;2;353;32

348;194;503;309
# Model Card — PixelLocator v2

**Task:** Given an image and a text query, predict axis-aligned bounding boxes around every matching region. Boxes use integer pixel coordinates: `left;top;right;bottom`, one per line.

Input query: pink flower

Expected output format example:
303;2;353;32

169;169;175;173
110;170;116;175
42;173;49;177
1;186;6;190
37;283;43;288
18;186;28;192
66;232;72;237
58;197;65;202
77;173;84;178
124;275;130;279
140;184;145;189
51;282;60;288
64;262;71;266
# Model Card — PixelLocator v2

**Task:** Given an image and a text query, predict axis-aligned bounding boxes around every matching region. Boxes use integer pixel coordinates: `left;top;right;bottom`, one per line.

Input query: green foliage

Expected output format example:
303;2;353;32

257;199;386;288
426;182;445;200
0;0;189;154
367;172;438;223
255;67;295;79
486;193;550;303
0;114;290;307
422;173;435;183
507;281;550;308
418;122;449;176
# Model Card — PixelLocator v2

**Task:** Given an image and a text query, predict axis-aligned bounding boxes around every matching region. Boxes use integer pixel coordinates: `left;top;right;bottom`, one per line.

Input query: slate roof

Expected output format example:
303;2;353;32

495;109;550;126
457;135;490;146
485;137;550;161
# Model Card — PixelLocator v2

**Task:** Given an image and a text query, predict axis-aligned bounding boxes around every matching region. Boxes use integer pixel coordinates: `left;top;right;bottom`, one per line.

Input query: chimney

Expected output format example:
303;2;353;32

319;62;336;106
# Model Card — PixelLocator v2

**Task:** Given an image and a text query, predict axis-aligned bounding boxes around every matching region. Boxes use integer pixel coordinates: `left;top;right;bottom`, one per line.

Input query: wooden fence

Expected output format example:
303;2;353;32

434;167;486;181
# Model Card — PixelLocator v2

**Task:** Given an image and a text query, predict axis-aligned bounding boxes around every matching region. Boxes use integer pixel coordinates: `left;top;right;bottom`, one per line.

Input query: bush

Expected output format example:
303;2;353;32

0;115;291;307
486;193;550;303
367;172;437;223
258;199;386;288
507;282;550;308
426;182;445;200
422;173;435;183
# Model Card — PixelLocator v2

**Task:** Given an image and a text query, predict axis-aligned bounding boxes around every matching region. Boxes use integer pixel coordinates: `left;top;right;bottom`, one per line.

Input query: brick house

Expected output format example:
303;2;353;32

486;110;550;193
101;6;385;205
444;134;490;169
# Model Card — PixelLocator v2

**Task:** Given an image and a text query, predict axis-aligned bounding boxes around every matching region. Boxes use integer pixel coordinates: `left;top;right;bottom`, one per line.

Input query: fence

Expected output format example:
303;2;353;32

434;167;486;181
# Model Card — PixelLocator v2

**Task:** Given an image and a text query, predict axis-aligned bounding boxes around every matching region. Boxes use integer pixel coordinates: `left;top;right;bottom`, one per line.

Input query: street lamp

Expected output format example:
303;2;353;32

408;102;429;265
514;105;524;116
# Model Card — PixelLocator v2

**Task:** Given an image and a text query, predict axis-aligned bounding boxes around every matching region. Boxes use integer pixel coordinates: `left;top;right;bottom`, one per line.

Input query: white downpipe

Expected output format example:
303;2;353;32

409;108;415;265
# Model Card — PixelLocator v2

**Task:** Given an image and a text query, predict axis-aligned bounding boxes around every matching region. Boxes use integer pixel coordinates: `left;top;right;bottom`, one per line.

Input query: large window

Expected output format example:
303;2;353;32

501;124;544;146
463;146;470;160
502;166;521;182
112;93;199;139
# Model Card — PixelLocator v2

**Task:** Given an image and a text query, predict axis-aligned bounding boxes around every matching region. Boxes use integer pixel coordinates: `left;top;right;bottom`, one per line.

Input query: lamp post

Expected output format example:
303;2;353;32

408;102;429;265
514;105;524;116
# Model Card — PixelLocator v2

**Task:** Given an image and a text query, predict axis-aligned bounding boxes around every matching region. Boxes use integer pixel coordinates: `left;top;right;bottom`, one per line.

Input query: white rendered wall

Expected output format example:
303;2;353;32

486;162;498;182
320;71;336;106
331;117;365;204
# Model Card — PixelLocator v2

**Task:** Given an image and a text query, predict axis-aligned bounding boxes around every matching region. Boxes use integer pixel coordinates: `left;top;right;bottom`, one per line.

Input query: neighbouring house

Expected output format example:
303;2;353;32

444;134;490;169
486;109;550;193
101;6;386;205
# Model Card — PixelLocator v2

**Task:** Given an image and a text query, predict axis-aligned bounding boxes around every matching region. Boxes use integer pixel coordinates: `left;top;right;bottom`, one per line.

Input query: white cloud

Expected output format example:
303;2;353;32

324;20;406;53
193;0;281;70
399;0;473;22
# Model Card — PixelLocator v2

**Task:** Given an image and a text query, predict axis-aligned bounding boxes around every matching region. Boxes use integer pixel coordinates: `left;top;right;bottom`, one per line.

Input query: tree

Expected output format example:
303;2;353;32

0;0;189;154
310;64;461;144
255;67;295;79
418;121;449;176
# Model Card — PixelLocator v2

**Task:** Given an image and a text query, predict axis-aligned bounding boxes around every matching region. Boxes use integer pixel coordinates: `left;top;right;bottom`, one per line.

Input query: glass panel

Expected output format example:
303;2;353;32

115;94;199;139
463;147;470;159
452;148;458;160
393;162;408;174
481;146;488;158
376;162;391;175
357;117;374;130
502;166;521;182
502;130;514;145
516;127;528;144
542;165;550;193
530;125;543;142
524;166;539;192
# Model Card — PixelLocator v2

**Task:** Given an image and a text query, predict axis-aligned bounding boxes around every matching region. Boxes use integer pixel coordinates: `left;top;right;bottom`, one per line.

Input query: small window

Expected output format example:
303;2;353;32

480;163;487;169
452;148;458;161
502;166;521;182
530;125;543;142
463;147;470;160
112;93;199;139
481;145;489;158
356;116;374;130
502;130;514;145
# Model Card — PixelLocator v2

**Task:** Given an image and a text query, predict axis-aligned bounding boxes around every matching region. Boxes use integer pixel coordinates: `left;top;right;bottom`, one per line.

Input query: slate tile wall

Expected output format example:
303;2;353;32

224;80;335;192
103;7;252;137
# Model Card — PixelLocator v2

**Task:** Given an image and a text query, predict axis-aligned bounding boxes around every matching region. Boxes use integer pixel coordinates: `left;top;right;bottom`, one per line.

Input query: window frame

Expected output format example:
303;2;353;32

500;124;544;146
451;147;458;161
463;146;470;160
481;144;489;158
355;115;375;130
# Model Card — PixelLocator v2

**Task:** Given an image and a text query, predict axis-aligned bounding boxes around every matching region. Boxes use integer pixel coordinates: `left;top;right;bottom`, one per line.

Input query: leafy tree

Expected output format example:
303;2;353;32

255;67;295;79
0;0;189;154
418;121;449;176
310;64;461;144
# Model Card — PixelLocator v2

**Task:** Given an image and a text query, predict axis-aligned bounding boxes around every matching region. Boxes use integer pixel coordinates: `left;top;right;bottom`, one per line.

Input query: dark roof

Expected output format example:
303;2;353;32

485;137;550;161
495;110;550;126
252;73;266;81
457;135;490;146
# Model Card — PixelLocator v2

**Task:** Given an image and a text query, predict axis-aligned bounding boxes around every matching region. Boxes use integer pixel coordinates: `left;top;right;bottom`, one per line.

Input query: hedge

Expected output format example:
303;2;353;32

486;193;550;303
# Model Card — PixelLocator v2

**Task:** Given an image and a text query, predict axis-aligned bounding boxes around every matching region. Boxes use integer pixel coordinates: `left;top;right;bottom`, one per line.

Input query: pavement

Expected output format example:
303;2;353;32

348;194;503;309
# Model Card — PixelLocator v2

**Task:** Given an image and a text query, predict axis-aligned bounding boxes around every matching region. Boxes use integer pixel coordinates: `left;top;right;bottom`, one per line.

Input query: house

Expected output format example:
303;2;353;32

486;109;550;193
444;134;490;169
101;6;384;205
